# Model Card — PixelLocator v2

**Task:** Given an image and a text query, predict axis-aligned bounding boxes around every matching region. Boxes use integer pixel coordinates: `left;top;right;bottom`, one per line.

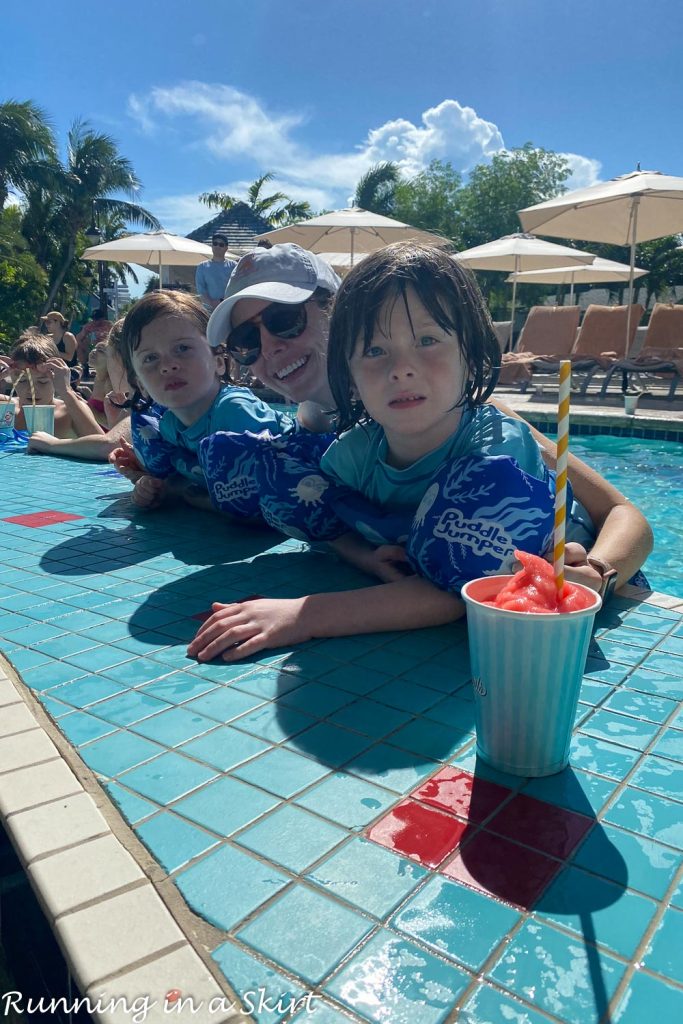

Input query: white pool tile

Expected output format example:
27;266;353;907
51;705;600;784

10;791;109;863
0;729;58;772
0;758;81;816
0;702;41;738
0;676;23;707
29;834;145;918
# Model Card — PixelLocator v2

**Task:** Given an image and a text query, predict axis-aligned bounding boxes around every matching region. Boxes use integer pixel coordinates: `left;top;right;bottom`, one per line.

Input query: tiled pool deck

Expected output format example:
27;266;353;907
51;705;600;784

1;449;682;1024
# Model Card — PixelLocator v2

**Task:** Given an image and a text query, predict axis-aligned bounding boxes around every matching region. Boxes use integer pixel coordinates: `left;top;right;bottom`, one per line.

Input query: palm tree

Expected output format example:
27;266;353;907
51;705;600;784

353;162;401;216
26;119;160;311
199;172;312;226
0;99;58;210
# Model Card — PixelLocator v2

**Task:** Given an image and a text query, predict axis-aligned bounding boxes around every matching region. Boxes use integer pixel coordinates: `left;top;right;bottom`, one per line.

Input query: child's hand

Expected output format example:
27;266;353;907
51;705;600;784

133;474;167;510
27;431;59;453
187;597;309;662
104;390;129;429
43;358;71;398
513;543;603;593
109;439;144;482
365;544;415;582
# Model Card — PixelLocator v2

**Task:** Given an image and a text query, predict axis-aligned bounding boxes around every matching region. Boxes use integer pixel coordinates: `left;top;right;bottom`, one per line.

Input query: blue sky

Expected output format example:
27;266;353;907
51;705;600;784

3;0;682;291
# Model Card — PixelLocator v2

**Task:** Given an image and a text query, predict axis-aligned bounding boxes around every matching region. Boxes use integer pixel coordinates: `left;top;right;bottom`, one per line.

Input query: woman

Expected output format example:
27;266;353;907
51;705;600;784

41;311;79;368
205;243;653;596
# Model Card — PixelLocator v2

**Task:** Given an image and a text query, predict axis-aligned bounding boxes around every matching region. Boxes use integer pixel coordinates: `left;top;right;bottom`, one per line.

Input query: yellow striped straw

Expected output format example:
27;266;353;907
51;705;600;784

553;360;572;594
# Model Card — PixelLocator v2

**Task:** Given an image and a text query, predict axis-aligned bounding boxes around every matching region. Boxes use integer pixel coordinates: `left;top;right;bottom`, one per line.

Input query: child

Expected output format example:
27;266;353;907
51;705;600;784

109;290;293;508
85;341;113;425
188;242;558;663
6;333;103;439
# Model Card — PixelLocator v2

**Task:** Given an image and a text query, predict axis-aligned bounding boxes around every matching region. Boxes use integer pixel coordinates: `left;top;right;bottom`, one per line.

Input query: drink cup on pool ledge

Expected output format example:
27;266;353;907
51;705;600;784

461;575;602;777
23;405;55;435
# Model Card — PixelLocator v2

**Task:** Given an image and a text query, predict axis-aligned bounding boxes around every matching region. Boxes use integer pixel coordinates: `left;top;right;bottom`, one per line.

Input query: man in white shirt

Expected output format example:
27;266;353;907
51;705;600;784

195;234;237;310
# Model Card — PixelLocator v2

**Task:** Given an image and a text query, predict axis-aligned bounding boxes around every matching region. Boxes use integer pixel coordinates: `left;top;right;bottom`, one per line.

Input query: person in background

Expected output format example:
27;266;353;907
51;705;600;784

85;341;112;426
40;311;78;368
76;308;111;366
195;233;237;311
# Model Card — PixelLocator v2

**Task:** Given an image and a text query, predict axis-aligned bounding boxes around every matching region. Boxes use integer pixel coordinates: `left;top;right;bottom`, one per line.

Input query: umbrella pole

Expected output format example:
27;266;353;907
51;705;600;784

350;228;355;268
158;257;162;290
509;259;518;351
569;278;575;305
624;198;640;362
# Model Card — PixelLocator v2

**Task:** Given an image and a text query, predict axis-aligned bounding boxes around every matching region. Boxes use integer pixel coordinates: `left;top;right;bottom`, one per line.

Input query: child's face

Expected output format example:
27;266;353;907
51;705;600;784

349;286;468;466
89;344;108;371
11;363;55;406
132;315;223;426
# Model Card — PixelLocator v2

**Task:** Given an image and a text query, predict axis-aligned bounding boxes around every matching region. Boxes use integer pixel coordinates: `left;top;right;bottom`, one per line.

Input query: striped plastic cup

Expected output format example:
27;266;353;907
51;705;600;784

461;576;602;777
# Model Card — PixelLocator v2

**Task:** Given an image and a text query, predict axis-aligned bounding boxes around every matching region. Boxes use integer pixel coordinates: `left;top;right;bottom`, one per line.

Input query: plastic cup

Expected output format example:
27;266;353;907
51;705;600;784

623;393;639;416
23;404;55;434
0;401;15;438
461;575;602;777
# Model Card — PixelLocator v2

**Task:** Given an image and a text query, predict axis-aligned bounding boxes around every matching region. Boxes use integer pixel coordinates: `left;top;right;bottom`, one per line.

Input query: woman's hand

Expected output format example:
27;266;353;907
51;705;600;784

133;474;167;510
187;597;310;662
43;358;72;399
27;430;60;453
109;439;145;482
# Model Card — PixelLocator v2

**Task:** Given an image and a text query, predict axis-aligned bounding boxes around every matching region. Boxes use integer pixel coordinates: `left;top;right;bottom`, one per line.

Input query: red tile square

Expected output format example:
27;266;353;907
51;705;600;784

367;799;469;869
443;830;562;909
2;511;84;528
485;793;593;860
412;767;511;823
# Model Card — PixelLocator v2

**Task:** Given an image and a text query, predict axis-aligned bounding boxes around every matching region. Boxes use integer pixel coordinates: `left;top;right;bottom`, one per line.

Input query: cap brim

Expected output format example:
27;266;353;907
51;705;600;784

207;281;316;348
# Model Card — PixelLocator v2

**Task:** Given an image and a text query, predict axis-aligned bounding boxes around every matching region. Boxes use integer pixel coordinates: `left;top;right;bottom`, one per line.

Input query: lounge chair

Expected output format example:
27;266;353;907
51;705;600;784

600;302;683;399
496;305;580;389
563;303;645;394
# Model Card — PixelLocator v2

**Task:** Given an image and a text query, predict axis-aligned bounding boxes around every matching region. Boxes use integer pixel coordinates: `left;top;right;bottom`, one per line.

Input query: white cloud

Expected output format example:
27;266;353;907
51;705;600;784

560;153;602;190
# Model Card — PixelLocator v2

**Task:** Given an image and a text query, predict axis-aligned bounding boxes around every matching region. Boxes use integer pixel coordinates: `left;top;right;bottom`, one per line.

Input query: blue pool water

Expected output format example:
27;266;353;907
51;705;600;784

572;436;682;597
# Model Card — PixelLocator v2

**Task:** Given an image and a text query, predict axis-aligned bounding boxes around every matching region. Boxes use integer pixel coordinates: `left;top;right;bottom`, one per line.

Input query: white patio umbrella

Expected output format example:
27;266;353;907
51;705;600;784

317;251;372;275
256;207;446;266
454;233;595;343
82;231;234;287
506;257;648;303
519;169;683;353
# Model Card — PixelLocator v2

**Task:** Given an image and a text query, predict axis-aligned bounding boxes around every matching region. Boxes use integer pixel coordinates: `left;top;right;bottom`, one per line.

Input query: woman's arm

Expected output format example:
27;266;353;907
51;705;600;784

187;577;464;663
491;398;654;588
28;417;131;460
63;332;78;363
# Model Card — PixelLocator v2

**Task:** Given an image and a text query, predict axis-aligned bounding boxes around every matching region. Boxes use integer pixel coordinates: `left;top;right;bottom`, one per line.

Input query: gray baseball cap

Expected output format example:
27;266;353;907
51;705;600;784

207;243;341;348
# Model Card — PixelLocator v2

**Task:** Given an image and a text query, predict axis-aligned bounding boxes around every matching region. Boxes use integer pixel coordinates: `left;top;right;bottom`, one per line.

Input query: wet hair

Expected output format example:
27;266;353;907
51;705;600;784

327;241;501;433
120;291;228;410
10;333;60;366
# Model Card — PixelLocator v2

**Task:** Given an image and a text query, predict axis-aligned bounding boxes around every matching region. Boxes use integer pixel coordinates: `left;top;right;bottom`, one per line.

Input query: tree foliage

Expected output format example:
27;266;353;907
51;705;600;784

200;172;312;226
0;206;47;351
0;99;57;211
393;160;463;243
353;162;401;216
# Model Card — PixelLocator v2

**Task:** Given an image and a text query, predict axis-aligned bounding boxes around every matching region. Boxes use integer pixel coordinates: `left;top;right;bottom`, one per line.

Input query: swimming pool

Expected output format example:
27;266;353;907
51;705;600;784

571;435;682;598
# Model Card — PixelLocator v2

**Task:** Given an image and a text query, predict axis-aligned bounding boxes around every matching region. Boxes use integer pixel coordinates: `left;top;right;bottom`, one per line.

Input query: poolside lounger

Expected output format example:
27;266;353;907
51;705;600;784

496;305;580;388
599;302;683;399
544;303;645;395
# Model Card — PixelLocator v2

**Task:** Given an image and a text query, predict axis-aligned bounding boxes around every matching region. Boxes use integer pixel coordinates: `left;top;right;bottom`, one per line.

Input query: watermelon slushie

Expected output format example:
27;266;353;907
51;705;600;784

489;551;596;614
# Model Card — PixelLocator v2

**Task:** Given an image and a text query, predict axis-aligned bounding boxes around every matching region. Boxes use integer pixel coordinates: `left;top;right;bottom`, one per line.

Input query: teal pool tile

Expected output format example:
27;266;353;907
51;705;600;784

522;767;617;817
328;698;412;739
659;634;683;656
20;659;88;691
603;689;677;725
79;730;164;777
344;744;438;795
579;708;660;751
5;648;52;672
0;612;39;634
75;619;135;643
579;677;614;706
307;837;426;918
233;702;315;743
104;782;158;825
582;658;630;685
604;788;683;848
89;689;171;727
572;823;680;900
569;733;642;780
176;844;289;931
488;918;624;1024
174;775;278;836
387;716;472;761
62;646;135;673
639;650;683;677
136;811;219;873
120;751;218;803
643;907;683;984
233;746;330;798
630;755;683;800
534;864;657;959
180;725;270;772
184;685;265;722
402;659;471;696
130;706;216;746
598;624;663;650
148;645;197;670
370;679;444;715
651;728;683;763
237;884;373;985
276;681;356;718
626;667;683;699
326;928;470;1024
51;609;114;632
594;638;647;667
37;694;72;718
392;875;518;970
103;657;174;687
212;942;305;1024
291;1002;356;1024
3;622;68;646
672;879;683;910
613;970;683;1023
140;672;217;705
58;711;116;745
450;748;527;791
296;772;396;829
460;985;552;1024
107;632;174;657
319;663;391;696
237;805;346;874
285;722;374;768
48;675;127;709
231;666;304;700
622;607;679;631
183;657;257;683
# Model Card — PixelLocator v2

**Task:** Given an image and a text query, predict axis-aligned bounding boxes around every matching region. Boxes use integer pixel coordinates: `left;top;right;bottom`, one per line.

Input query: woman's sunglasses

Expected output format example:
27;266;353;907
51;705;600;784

227;301;308;366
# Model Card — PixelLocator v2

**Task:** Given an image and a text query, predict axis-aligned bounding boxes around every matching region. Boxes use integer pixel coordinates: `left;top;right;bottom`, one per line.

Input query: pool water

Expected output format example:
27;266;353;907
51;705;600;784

572;435;683;598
